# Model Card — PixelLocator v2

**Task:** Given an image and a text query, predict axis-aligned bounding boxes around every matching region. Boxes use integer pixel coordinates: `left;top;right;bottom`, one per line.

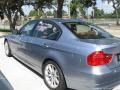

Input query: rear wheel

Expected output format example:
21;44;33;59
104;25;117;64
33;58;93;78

4;41;12;57
43;61;67;90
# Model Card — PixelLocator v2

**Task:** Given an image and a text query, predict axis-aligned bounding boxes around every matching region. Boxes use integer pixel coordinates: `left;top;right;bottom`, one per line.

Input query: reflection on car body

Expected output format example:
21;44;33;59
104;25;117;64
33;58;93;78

4;18;120;90
0;71;13;90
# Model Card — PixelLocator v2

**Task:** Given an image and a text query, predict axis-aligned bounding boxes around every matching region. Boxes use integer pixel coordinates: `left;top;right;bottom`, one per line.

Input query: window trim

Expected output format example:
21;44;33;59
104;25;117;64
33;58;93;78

19;20;39;36
63;22;87;37
33;20;62;41
63;22;113;39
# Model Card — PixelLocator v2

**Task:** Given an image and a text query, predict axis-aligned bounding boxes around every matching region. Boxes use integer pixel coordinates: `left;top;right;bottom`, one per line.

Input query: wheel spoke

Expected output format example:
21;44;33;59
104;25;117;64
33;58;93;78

49;65;53;72
44;64;60;89
54;77;59;85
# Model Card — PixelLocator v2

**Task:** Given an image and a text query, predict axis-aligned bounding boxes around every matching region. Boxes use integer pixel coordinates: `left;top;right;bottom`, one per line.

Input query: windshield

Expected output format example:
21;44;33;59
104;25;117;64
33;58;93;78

63;22;113;39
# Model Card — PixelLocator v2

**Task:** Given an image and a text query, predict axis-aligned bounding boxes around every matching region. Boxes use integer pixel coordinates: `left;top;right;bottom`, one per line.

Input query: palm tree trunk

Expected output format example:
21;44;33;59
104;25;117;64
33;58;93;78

112;0;119;26
115;9;119;25
57;0;64;18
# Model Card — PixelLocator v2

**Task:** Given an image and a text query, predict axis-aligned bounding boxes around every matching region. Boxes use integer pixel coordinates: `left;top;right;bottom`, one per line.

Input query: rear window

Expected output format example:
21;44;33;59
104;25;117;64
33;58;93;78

63;22;113;39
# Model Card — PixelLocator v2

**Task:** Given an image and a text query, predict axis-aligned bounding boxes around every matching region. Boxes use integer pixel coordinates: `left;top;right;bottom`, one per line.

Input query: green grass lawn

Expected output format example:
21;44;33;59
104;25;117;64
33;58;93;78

0;29;11;36
0;29;11;32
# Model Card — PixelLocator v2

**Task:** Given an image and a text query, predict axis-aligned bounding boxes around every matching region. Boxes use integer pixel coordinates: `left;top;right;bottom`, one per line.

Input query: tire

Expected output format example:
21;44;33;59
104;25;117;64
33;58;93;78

43;61;67;90
4;41;12;57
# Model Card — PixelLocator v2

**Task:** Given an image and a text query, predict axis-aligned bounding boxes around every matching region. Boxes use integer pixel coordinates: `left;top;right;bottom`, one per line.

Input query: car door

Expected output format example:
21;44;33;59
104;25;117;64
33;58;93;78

8;33;21;55
15;20;38;62
28;20;61;69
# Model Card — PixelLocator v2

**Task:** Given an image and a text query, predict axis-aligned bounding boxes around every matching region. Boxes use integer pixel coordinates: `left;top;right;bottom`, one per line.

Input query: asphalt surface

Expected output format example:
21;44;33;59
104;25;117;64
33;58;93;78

0;37;120;90
0;38;49;90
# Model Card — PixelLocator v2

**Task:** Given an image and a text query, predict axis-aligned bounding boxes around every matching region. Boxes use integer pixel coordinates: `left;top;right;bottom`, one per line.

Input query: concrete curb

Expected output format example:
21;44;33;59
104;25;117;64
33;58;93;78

0;35;5;38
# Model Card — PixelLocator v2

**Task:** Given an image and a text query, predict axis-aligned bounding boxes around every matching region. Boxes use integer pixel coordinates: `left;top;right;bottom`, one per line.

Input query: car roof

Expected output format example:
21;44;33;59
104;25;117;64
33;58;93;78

34;18;86;23
50;18;82;23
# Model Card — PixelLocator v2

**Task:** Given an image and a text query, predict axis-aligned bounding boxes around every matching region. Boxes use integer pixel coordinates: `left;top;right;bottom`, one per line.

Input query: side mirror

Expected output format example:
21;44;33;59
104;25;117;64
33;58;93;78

12;29;19;35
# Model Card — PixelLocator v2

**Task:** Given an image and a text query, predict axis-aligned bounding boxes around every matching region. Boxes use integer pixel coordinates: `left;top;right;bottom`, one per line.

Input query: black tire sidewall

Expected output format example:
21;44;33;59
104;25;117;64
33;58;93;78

43;61;67;90
4;41;12;57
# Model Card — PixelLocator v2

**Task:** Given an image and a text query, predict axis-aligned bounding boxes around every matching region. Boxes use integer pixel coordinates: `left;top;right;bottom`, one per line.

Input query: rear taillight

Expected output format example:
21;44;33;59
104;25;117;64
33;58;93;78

87;51;113;66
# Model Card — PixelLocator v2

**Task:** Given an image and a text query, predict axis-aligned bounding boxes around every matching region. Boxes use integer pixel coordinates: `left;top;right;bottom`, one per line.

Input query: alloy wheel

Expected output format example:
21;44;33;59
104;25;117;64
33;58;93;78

44;64;60;89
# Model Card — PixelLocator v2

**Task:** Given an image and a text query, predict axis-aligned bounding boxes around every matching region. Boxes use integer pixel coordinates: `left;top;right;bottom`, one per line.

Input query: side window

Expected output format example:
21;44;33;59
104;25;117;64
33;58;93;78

20;21;37;36
65;23;101;39
35;21;61;40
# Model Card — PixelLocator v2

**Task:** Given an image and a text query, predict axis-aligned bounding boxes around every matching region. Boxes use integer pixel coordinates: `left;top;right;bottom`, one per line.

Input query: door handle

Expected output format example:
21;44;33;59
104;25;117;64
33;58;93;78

42;43;49;48
22;41;27;43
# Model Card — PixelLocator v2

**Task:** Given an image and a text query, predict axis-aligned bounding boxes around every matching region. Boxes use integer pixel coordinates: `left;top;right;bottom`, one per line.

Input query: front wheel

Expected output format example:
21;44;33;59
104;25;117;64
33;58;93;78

4;41;12;57
43;61;67;90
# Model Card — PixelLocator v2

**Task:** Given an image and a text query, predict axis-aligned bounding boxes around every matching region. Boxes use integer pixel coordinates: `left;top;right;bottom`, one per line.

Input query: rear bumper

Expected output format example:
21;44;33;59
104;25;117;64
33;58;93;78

94;73;120;90
65;68;120;90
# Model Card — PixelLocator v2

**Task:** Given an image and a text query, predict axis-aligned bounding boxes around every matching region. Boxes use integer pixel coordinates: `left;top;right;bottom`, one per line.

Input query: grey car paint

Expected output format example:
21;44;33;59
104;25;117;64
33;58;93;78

0;71;13;90
5;19;120;90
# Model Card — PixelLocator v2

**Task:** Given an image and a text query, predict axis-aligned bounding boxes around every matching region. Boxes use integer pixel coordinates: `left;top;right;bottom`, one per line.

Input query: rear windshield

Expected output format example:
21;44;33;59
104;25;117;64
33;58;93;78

63;22;113;39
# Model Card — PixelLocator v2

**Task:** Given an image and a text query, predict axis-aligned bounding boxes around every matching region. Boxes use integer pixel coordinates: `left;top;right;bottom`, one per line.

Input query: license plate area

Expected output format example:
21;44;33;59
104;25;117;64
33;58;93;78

117;54;120;62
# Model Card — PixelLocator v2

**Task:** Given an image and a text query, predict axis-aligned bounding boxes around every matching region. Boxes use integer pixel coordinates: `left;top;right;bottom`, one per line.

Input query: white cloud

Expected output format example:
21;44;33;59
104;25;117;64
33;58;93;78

88;0;114;15
96;0;114;13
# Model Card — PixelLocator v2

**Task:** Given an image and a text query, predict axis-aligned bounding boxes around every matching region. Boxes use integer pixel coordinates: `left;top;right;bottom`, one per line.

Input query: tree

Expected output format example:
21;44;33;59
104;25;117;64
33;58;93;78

35;0;66;18
70;0;96;18
70;0;85;18
0;10;4;20
57;0;64;18
29;10;42;17
102;0;120;25
0;1;4;20
47;11;53;16
93;7;104;18
0;0;24;30
33;0;52;17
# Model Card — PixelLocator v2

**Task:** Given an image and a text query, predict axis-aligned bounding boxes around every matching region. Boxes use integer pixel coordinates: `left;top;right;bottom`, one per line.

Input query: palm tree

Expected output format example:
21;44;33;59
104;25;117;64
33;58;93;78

70;0;96;19
70;0;84;18
56;0;64;18
34;0;65;18
70;0;78;18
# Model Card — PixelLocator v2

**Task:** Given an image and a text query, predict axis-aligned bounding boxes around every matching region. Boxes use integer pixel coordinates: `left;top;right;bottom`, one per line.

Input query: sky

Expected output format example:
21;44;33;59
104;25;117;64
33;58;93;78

93;0;114;13
22;0;114;15
22;5;34;15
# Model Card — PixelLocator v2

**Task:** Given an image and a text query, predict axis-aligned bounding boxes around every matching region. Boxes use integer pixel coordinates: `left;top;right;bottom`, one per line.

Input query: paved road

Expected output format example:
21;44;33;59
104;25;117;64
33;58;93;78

0;38;49;90
0;37;120;90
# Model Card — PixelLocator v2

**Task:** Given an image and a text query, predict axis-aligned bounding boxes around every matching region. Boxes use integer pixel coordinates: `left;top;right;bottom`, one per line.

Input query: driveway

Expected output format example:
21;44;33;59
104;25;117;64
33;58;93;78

0;37;120;90
0;38;49;90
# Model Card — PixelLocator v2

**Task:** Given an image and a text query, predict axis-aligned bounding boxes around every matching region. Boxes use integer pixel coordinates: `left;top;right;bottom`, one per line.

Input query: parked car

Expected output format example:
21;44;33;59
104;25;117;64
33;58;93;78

4;18;120;90
0;71;13;90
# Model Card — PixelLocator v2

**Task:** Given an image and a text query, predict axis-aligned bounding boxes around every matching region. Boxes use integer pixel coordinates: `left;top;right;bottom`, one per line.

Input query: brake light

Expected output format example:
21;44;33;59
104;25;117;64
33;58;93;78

87;51;113;66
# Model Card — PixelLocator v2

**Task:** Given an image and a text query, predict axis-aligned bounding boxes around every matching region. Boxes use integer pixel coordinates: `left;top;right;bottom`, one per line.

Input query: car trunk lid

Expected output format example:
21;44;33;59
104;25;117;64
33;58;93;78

80;38;120;69
79;38;120;45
